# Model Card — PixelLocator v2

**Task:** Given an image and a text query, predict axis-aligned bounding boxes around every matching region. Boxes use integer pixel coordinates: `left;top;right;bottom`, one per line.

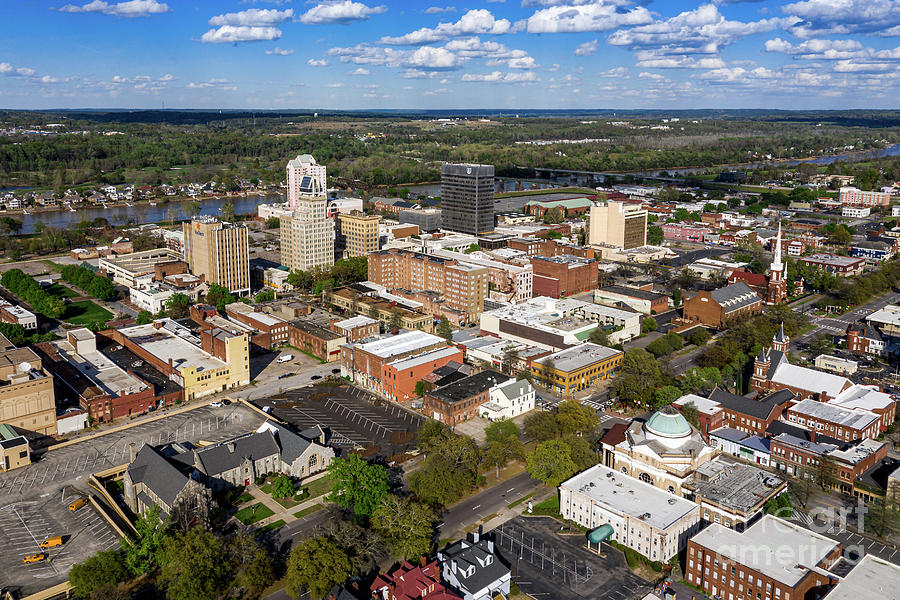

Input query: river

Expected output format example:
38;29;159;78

13;194;281;234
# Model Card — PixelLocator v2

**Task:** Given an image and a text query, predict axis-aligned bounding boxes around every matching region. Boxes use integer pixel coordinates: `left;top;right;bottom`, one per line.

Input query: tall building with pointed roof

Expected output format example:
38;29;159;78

767;223;787;304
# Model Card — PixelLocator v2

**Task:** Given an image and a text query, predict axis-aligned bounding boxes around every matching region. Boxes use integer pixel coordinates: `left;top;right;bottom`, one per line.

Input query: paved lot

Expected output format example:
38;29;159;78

266;384;423;456
0;404;264;499
492;517;651;600
791;509;900;566
0;490;118;595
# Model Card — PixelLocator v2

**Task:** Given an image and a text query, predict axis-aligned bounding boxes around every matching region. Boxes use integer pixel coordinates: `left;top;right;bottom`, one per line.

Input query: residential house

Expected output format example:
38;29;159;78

438;531;511;600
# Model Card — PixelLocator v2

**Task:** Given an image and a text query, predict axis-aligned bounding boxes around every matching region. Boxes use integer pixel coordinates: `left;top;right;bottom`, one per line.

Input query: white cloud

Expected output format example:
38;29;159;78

326;82;345;87
461;71;539;82
608;4;786;55
328;44;461;70
444;37;538;68
425;6;455;13
423;87;450;95
380;9;514;45
201;25;281;43
782;0;900;37
527;2;652;34
266;46;295;55
16;67;36;77
408;46;459;69
0;63;12;74
209;8;293;26
158;73;175;81
308;58;329;66
638;71;665;80
403;69;437;78
599;66;628;77
300;1;387;25
187;79;233;89
574;40;598;56
55;0;169;17
349;67;371;75
635;53;727;68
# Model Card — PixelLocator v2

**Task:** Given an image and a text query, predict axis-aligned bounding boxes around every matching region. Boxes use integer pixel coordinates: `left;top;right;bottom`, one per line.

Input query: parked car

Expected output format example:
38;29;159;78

23;553;46;564
209;401;223;408
40;536;63;550
68;497;88;512
277;354;293;364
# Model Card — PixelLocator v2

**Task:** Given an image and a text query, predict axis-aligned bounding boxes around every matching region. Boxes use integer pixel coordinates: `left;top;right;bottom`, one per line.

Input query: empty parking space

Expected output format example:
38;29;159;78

493;517;650;600
0;490;120;595
272;384;423;456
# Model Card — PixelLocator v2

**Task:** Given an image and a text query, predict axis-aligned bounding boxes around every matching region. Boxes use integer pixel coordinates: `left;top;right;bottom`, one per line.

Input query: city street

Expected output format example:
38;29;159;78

438;470;541;538
791;290;900;349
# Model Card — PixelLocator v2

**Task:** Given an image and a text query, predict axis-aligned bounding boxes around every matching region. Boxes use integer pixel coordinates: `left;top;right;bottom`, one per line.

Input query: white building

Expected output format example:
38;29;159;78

560;463;701;561
481;378;535;421
286;154;326;210
438;532;511;600
826;554;900;600
257;203;292;221
842;205;871;218
892;205;900;217
327;197;364;216
130;286;175;314
814;354;858;375
0;300;37;331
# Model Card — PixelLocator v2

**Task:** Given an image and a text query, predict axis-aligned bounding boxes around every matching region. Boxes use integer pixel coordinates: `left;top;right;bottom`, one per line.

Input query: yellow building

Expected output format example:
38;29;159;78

587;201;648;249
182;217;250;294
0;423;30;471
116;320;250;402
323;287;435;333
336;211;380;259
531;342;623;396
0;336;56;436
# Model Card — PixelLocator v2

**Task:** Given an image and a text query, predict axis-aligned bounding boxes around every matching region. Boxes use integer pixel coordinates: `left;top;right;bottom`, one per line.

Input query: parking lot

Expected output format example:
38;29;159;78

0;403;264;499
267;384;423;456
0;490;119;595
493;517;650;600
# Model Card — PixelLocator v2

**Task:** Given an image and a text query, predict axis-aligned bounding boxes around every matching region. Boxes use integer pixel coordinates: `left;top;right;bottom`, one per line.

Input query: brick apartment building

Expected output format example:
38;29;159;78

682;282;763;328
530;255;596;298
224;302;290;349
367;248;489;323
686;516;841;600
839;186;891;207
798;254;865;277
288;320;345;362
661;223;713;242
423;370;509;425
785;398;882;441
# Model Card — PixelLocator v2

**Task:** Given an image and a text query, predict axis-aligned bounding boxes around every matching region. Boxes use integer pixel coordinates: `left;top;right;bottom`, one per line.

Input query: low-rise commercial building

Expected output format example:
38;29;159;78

682;459;786;530
826;554;900;600
0;423;30;472
530;255;595;298
398;207;442;232
815;354;858;375
851;240;896;262
594;285;668;315
785;398;881;441
0;300;36;331
798;253;865;277
531;343;622;396
289;320;345;362
686;515;841;600
661;222;713;242
424;370;510;425
0;336;56;436
225;302;290;349
330;315;380;342
560;464;702;561
324;285;434;333
99;248;185;287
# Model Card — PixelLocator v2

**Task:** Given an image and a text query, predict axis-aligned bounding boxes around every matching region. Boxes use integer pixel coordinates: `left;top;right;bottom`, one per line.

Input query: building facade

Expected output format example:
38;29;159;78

839;186;890;207
683;282;763;328
182;217;249;294
530;343;623;396
280;191;335;272
335;211;380;259
530;255;596;298
0;339;56;436
441;163;494;235
286;154;326;210
587;201;648;249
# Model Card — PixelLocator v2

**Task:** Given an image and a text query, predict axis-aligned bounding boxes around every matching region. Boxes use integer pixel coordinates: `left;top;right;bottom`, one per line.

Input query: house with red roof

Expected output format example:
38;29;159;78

371;560;463;600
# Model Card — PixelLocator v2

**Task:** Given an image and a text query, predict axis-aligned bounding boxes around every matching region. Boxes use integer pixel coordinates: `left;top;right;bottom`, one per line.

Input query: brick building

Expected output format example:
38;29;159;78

224;302;290;349
530;255;596;298
682;282;763;328
289;320;346;362
423;370;510;425
686;515;841;600
660;222;713;242
594;285;668;315
785;398;882;442
798;253;865;277
846;322;885;356
330;315;380;342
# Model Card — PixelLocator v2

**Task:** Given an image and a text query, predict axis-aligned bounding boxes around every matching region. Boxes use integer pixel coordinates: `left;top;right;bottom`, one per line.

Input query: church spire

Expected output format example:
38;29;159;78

771;221;783;271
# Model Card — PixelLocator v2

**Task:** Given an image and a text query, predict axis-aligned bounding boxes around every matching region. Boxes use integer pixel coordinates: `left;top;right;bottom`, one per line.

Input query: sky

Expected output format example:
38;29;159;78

4;0;900;110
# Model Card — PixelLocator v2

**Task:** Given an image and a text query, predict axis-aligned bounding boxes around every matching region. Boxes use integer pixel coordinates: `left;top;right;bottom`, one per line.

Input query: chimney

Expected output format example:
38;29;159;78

809;429;816;443
420;555;426;567
153;320;163;330
129;442;137;462
227;442;235;453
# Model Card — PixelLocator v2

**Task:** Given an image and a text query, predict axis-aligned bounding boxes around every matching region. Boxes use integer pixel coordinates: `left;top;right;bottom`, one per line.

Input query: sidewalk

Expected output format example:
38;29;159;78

235;485;330;530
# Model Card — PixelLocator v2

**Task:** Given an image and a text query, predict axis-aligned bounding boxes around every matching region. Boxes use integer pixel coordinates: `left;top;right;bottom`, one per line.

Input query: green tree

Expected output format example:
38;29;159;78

69;550;129;599
686;328;712;346
327;454;390;521
556;400;599;436
485;419;520;444
680;401;700;429
158;529;230;600
410;433;481;506
642;317;658;333
166;293;191;319
526;440;577;487
184;200;202;220
416;419;453;454
254;289;275;303
136;310;153;325
647;225;664;246
206;283;236;312
229;532;276;597
370;495;436;560
285;536;351;600
271;474;295;499
829;225;852;246
390;308;403;330
543;206;565;224
652;385;683;409
436;315;453;340
265;216;281;229
121;505;167;576
610;348;665;408
561;434;597;471
589;327;610;346
524;410;560;442
482;435;526;478
221;201;235;223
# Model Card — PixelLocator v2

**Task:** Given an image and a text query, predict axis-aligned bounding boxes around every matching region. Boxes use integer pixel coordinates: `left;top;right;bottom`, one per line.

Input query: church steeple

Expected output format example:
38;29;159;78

771;222;783;273
772;322;790;353
767;222;787;304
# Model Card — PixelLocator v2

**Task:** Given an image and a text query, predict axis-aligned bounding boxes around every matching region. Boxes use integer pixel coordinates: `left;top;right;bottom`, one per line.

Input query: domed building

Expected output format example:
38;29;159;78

601;407;719;496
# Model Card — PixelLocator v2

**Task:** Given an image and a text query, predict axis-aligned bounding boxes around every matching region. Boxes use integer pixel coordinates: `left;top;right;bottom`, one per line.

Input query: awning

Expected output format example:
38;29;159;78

588;524;614;544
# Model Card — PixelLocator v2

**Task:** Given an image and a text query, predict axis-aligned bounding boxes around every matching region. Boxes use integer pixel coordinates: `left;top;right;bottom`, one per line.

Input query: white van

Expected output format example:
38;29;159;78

276;354;293;364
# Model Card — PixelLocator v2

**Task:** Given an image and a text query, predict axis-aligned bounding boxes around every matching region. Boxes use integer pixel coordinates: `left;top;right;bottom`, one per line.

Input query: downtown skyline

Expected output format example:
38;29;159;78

3;0;900;110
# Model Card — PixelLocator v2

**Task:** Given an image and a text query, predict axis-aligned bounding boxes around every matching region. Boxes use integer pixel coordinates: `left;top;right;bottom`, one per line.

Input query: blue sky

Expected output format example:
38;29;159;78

4;0;900;109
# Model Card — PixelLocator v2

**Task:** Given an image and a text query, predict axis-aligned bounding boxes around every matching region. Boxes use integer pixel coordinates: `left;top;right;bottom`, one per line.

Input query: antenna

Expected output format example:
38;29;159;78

18;361;32;373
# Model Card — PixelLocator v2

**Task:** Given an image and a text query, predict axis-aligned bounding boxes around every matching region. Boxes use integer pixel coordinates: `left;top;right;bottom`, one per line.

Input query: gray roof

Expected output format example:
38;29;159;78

268;421;315;464
709;387;794;420
195;431;280;476
430;370;509;404
708;282;762;313
440;537;510;595
496;378;532;402
128;444;191;508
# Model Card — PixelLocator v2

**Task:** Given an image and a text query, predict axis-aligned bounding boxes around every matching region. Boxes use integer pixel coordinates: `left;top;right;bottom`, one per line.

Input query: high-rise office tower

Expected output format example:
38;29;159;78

441;163;494;235
182;216;250;294
286;154;326;210
586;201;648;249
280;156;334;272
336;211;380;259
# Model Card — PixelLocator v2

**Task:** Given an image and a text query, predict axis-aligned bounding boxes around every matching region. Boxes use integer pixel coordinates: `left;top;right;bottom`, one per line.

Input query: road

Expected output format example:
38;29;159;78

792;290;900;349
438;470;541;538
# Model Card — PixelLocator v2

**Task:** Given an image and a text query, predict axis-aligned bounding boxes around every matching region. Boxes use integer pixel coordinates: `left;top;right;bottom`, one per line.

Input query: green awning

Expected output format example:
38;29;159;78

588;524;614;544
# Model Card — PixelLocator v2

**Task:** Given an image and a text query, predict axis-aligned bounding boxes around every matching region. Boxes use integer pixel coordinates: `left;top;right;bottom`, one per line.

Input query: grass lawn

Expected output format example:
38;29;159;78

236;493;253;505
531;496;560;517
292;504;324;519
507;492;535;510
257;519;285;533
63;300;113;325
47;283;77;299
274;491;309;509
234;503;274;525
302;474;333;499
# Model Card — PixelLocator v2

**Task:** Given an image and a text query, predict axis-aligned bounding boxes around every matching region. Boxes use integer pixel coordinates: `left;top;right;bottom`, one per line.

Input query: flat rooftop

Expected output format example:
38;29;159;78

598;285;667;301
355;330;445;359
827;438;886;465
387;345;459;371
790;398;880;431
537;342;622;373
673;393;723;416
687;458;784;513
50;339;148;397
690;515;840;588
119;320;225;373
100;248;183;271
428;370;509;404
826;554;900;600
867;305;900;327
561;464;698;531
800;253;864;266
333;315;378;330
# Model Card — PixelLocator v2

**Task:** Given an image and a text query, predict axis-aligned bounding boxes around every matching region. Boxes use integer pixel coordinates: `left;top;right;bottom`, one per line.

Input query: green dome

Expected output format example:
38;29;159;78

645;410;692;438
